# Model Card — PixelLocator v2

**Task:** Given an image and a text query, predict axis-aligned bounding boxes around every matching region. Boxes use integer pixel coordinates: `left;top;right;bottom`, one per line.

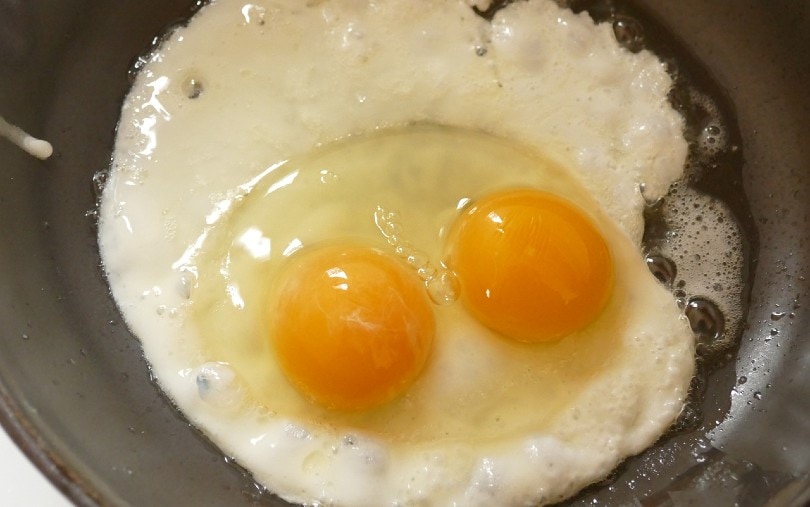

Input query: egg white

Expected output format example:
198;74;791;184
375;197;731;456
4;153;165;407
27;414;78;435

99;0;693;505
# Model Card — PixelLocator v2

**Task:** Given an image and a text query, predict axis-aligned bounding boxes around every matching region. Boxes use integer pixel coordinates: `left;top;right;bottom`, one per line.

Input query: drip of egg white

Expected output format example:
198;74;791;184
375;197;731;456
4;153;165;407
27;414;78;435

0;115;53;160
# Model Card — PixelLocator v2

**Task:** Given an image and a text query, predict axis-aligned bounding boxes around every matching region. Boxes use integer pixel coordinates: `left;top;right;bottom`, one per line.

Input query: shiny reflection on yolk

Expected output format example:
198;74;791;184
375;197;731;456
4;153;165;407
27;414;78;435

269;245;435;411
448;189;614;343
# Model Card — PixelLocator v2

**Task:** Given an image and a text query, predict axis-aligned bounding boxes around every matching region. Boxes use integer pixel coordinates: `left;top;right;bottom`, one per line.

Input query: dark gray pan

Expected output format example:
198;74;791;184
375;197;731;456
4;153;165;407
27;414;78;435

0;0;808;505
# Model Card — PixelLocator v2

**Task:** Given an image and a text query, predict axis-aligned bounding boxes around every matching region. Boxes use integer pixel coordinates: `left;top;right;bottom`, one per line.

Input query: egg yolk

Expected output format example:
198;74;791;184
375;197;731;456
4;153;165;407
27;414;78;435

269;245;435;411
448;189;614;342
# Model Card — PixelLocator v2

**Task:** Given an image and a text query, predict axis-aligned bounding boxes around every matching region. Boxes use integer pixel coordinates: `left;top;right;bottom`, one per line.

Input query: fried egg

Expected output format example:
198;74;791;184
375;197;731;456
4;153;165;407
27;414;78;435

99;0;693;505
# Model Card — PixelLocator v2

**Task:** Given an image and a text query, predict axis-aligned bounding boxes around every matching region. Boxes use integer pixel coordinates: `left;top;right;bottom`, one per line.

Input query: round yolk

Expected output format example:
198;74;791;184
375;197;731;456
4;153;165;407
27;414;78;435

269;245;435;411
448;189;614;343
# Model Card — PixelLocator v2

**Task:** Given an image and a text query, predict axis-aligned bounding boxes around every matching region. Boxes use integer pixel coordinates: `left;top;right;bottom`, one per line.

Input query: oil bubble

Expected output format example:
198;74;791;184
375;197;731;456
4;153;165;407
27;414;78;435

685;297;725;348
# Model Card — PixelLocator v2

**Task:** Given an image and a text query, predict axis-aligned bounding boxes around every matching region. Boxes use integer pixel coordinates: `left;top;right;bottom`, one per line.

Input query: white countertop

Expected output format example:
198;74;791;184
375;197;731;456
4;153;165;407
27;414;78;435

0;425;71;506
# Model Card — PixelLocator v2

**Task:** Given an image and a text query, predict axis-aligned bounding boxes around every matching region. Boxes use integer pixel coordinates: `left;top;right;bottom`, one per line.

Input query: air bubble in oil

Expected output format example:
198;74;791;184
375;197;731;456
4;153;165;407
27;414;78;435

685;297;725;348
612;16;645;53
645;254;676;287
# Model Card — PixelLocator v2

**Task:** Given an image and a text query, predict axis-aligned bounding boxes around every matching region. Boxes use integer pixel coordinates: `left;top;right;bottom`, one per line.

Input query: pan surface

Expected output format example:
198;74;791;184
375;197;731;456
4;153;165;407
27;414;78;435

0;0;808;505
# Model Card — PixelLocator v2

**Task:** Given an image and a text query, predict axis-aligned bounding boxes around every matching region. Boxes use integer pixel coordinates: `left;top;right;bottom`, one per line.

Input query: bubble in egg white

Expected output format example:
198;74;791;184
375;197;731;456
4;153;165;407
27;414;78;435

196;362;243;410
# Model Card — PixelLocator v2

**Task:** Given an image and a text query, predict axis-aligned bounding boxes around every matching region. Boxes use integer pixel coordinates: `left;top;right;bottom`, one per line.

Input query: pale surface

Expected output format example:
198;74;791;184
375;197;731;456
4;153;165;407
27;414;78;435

0;426;70;506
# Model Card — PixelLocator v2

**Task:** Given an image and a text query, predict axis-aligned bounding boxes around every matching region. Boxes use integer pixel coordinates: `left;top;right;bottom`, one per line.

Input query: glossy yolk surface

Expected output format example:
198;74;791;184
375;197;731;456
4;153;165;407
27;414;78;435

269;245;435;411
448;189;614;343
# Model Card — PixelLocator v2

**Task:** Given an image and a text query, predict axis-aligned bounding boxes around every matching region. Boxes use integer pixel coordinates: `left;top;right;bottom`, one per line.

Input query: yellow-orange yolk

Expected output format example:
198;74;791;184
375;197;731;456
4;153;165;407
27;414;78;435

448;189;614;343
269;245;435;411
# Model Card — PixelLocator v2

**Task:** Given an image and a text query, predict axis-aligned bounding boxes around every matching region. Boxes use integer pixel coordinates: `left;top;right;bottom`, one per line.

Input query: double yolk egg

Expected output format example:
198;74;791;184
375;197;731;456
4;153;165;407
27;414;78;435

270;187;614;411
100;0;695;503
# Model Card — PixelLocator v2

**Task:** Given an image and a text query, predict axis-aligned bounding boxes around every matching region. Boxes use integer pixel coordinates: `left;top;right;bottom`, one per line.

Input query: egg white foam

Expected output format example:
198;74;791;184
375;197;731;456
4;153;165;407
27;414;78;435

99;0;693;505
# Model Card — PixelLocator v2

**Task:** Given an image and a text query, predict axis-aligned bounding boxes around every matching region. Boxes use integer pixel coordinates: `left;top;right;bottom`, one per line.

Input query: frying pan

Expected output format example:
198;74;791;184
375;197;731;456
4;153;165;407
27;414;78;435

1;0;808;505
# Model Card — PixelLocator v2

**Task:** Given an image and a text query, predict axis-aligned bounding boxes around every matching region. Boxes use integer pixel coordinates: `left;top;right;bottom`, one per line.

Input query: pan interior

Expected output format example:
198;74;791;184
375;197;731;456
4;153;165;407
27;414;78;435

0;0;808;505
